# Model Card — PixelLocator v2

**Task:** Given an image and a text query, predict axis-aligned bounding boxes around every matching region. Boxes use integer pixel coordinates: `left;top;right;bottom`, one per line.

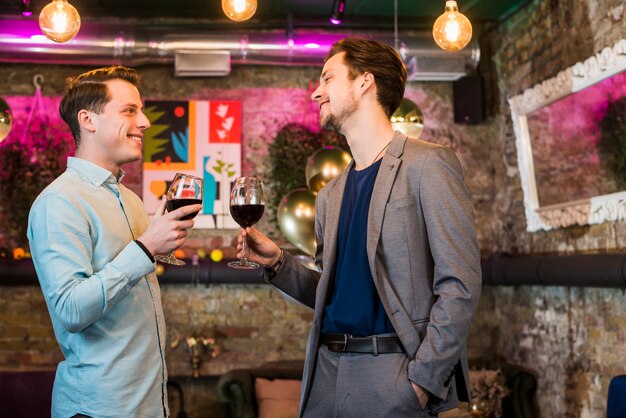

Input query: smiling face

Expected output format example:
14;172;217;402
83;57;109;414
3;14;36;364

311;52;362;133
89;79;150;173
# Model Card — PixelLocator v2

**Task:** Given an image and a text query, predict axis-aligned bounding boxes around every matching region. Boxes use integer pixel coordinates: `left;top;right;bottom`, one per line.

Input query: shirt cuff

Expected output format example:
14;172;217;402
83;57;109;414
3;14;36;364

134;239;155;263
110;241;156;285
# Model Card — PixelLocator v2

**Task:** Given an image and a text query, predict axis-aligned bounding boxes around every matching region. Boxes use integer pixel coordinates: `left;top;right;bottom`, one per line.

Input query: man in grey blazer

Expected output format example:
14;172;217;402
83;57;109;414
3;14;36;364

237;38;481;417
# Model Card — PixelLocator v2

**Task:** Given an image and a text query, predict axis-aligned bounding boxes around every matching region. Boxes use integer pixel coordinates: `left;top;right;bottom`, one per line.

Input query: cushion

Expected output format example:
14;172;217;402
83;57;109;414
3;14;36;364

255;378;301;418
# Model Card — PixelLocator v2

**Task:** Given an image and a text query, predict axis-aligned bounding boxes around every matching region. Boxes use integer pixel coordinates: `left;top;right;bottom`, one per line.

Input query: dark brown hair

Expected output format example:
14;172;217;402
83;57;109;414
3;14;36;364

326;38;407;117
59;66;140;145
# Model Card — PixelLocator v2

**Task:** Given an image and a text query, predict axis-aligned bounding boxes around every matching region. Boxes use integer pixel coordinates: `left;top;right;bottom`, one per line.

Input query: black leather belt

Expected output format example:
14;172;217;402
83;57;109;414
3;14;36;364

320;333;405;355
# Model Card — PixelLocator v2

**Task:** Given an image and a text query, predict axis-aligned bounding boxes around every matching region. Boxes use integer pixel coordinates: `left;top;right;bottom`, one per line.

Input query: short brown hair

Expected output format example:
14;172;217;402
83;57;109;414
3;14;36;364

59;66;140;144
326;38;407;117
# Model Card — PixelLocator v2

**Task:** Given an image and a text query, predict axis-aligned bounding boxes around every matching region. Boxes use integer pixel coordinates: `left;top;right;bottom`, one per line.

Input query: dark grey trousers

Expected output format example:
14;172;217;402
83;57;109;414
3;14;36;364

302;345;436;418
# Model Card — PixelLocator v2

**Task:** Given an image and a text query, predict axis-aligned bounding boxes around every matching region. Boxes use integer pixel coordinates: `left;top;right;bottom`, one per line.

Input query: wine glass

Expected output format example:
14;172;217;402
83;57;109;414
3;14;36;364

229;176;265;269
154;173;203;266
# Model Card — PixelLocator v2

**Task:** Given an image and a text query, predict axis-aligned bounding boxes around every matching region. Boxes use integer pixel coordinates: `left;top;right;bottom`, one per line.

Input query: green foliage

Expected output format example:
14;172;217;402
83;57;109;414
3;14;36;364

597;96;626;190
0;122;74;248
266;123;348;226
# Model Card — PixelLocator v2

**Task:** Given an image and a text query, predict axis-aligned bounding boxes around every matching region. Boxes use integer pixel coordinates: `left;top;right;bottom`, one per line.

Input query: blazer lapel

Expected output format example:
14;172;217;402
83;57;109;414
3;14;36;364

314;161;352;312
366;133;407;278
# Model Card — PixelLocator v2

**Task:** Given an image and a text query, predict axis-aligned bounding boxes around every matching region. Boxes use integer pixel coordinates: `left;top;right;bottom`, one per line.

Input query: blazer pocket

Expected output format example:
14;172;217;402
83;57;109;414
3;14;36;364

402;378;426;413
387;196;415;210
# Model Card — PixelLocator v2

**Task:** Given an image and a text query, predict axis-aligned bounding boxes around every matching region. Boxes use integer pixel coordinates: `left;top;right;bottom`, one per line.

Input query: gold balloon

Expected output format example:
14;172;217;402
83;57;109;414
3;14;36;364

277;188;317;257
305;147;352;193
0;98;13;143
390;98;424;139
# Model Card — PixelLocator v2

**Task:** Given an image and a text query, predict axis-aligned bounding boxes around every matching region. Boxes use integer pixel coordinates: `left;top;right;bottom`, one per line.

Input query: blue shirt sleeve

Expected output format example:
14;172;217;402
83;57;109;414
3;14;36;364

28;193;155;333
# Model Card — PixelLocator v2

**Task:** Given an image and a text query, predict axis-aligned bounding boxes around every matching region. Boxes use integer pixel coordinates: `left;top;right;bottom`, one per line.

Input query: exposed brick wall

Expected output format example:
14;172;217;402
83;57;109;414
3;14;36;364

0;287;62;369
0;64;493;376
162;285;312;377
1;3;626;414
468;286;626;417
471;0;626;416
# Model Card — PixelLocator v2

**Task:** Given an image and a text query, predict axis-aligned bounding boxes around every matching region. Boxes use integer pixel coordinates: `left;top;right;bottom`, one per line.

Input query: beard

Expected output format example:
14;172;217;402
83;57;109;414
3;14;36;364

321;112;343;132
320;92;358;133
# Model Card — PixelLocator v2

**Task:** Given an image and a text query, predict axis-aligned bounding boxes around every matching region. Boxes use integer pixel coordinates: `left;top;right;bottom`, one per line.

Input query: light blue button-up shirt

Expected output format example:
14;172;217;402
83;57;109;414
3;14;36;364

28;157;169;418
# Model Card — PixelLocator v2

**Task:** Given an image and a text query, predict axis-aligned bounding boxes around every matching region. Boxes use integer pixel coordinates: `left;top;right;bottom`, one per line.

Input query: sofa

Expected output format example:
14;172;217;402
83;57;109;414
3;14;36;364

0;370;224;418
468;357;538;418
217;359;537;418
500;365;538;418
0;370;56;418
217;360;305;418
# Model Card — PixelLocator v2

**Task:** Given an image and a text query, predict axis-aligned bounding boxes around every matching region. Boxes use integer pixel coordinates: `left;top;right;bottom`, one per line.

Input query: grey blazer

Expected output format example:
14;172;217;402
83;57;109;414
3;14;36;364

268;131;482;414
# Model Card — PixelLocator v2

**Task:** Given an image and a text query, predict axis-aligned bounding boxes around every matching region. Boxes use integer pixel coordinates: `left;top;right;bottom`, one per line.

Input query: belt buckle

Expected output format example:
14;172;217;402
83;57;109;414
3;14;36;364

340;333;348;352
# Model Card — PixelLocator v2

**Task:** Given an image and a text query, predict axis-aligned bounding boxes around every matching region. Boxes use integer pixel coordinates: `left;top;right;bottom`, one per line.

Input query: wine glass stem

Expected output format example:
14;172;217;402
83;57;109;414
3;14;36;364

241;235;249;265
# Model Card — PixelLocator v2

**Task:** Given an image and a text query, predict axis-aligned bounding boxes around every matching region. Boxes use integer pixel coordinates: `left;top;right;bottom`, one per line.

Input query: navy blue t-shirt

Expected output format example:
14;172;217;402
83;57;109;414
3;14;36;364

321;158;395;337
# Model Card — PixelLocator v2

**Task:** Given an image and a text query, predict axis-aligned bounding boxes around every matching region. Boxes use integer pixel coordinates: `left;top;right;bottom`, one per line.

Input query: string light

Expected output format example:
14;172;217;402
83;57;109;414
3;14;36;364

432;1;472;52
39;0;81;43
222;0;257;22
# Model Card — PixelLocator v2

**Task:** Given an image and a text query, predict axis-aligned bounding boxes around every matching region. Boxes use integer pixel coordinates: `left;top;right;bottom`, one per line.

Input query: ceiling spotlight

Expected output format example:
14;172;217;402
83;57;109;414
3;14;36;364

222;0;257;22
432;0;473;52
329;0;345;25
286;12;295;48
39;0;81;43
20;0;33;17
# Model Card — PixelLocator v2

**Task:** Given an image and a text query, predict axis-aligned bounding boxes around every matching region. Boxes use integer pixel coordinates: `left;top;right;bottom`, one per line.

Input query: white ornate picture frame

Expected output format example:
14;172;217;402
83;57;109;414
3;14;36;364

509;38;626;232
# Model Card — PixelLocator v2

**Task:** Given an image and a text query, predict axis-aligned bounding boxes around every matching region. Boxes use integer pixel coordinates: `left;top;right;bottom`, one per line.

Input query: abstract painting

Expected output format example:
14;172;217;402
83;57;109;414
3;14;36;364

142;100;241;229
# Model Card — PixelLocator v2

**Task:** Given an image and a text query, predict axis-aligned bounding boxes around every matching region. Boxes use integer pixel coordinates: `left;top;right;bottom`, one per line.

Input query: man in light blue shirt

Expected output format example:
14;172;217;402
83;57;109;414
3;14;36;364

27;66;201;418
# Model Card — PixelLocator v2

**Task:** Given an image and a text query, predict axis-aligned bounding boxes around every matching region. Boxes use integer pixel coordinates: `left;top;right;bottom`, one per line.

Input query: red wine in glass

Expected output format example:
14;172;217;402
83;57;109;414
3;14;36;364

154;173;203;266
230;204;264;228
229;177;265;269
167;199;203;221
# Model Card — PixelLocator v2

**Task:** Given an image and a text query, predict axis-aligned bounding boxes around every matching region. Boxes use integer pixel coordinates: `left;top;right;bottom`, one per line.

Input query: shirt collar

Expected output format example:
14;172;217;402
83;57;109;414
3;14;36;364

67;157;126;186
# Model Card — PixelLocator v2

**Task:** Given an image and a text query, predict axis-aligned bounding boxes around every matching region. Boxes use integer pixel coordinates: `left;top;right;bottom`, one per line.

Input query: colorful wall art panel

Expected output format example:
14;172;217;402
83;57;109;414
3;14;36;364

142;100;241;229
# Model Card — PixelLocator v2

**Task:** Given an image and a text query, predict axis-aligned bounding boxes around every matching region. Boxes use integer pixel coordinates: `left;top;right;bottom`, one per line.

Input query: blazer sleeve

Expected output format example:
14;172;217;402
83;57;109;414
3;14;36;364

264;187;327;309
407;146;482;400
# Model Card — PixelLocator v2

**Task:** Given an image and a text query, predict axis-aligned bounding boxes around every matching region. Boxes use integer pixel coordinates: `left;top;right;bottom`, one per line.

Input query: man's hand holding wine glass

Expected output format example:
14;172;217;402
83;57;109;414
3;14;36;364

228;176;267;269
153;173;204;265
234;227;282;268
137;196;202;258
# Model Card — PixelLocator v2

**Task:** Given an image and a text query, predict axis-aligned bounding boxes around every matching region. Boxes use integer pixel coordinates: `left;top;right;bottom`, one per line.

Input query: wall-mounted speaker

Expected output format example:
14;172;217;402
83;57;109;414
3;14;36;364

453;75;484;124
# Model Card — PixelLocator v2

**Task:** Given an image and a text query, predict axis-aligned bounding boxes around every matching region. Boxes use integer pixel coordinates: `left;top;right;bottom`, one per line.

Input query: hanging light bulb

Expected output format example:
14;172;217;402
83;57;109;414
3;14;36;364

39;0;81;43
432;0;472;52
222;0;257;22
